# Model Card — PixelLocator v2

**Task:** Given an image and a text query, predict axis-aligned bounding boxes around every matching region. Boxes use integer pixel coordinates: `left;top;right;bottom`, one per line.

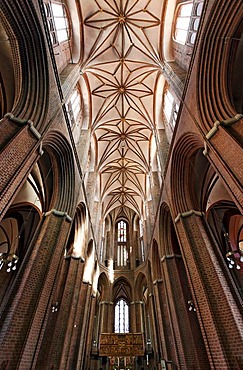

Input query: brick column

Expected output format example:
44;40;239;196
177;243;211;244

0;211;72;369
61;260;86;369
175;211;243;369
204;123;243;213
130;301;144;333
34;257;85;369
84;295;97;369
99;300;114;334
161;254;208;369
0;116;42;221
76;283;93;368
153;278;177;364
151;282;165;361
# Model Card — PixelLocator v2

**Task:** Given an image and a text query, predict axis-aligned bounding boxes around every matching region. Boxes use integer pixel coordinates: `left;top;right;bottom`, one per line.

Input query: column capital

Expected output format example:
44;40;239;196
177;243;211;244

44;209;72;222
175;210;204;223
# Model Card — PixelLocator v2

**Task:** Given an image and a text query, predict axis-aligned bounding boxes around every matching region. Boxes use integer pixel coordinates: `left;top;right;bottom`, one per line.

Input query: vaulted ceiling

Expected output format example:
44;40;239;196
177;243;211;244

81;0;163;219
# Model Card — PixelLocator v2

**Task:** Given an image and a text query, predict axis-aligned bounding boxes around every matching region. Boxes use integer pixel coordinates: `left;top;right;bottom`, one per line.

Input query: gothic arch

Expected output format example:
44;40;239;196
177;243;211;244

151;239;162;281
134;272;148;302
159;203;181;256
83;239;95;284
97;271;110;301
42;132;76;214
170;133;204;213
65;202;87;259
113;277;132;304
0;2;48;126
197;0;243;129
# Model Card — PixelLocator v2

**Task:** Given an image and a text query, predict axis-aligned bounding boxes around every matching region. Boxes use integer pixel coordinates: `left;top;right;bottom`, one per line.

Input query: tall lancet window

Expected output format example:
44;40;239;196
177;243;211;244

117;221;127;266
114;299;129;333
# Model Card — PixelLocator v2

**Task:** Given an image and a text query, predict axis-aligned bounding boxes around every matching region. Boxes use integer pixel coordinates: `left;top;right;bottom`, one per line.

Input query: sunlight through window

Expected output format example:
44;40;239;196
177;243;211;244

114;299;129;333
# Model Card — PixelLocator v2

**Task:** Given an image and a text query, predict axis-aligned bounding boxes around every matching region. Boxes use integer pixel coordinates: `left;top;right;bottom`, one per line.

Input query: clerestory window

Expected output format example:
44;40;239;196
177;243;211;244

66;88;82;128
44;2;69;45
163;89;179;132
114;299;129;333
117;221;127;267
174;1;204;45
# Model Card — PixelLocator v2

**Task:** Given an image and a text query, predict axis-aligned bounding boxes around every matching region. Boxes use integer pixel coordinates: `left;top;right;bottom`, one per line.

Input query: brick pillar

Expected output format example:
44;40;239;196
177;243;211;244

105;230;111;265
34;257;85;369
204;124;243;212
84;295;97;369
161;256;187;368
0;118;42;221
99;300;113;334
148;293;159;362
0;126;41;221
152;280;170;361
56;280;92;369
161;255;208;369
132;230;139;268
76;283;93;368
0;211;72;369
61;260;86;369
175;211;243;369
131;301;144;333
148;290;162;363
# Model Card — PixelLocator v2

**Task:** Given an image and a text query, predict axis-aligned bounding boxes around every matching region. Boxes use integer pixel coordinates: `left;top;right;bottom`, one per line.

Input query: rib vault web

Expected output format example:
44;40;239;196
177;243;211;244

81;0;163;217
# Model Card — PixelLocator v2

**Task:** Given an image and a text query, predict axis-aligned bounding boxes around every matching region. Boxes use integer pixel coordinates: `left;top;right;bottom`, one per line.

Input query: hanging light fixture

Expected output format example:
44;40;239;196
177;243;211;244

0;252;19;272
224;231;243;270
187;300;196;312
226;243;243;270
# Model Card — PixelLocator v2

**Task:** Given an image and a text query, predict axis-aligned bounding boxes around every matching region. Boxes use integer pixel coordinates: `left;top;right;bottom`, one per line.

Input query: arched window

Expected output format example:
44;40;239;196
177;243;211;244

174;2;193;44
117;221;128;267
114;299;129;333
44;1;69;45
174;1;204;45
163;89;179;131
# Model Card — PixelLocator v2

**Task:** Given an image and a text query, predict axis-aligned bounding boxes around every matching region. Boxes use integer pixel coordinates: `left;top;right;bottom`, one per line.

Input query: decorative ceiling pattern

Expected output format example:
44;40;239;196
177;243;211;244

81;0;162;217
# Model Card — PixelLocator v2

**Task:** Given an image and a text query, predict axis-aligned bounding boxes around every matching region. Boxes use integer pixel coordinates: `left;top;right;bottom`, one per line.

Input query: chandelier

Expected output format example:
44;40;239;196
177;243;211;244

224;231;243;270
0;252;19;272
226;243;243;270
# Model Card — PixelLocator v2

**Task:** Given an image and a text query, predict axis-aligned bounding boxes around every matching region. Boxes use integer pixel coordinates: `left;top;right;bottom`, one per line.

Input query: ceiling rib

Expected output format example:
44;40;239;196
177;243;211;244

82;0;162;217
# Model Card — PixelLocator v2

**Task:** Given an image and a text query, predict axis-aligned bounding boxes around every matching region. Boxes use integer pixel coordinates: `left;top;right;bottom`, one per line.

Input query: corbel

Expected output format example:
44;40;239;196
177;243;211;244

206;114;243;140
174;210;203;223
44;209;72;222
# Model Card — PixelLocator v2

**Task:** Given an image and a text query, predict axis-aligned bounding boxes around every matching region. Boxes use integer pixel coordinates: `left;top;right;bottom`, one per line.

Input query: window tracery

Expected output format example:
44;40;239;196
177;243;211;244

66;88;82;128
114;298;129;333
174;1;204;45
44;1;69;45
163;89;179;132
117;221;128;267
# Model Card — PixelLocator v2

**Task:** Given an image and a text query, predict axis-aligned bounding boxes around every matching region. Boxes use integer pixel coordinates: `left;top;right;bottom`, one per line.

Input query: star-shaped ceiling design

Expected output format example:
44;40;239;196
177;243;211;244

81;0;162;217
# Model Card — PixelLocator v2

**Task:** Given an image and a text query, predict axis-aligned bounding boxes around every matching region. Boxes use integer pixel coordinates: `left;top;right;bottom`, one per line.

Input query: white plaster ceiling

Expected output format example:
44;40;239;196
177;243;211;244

81;0;163;218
